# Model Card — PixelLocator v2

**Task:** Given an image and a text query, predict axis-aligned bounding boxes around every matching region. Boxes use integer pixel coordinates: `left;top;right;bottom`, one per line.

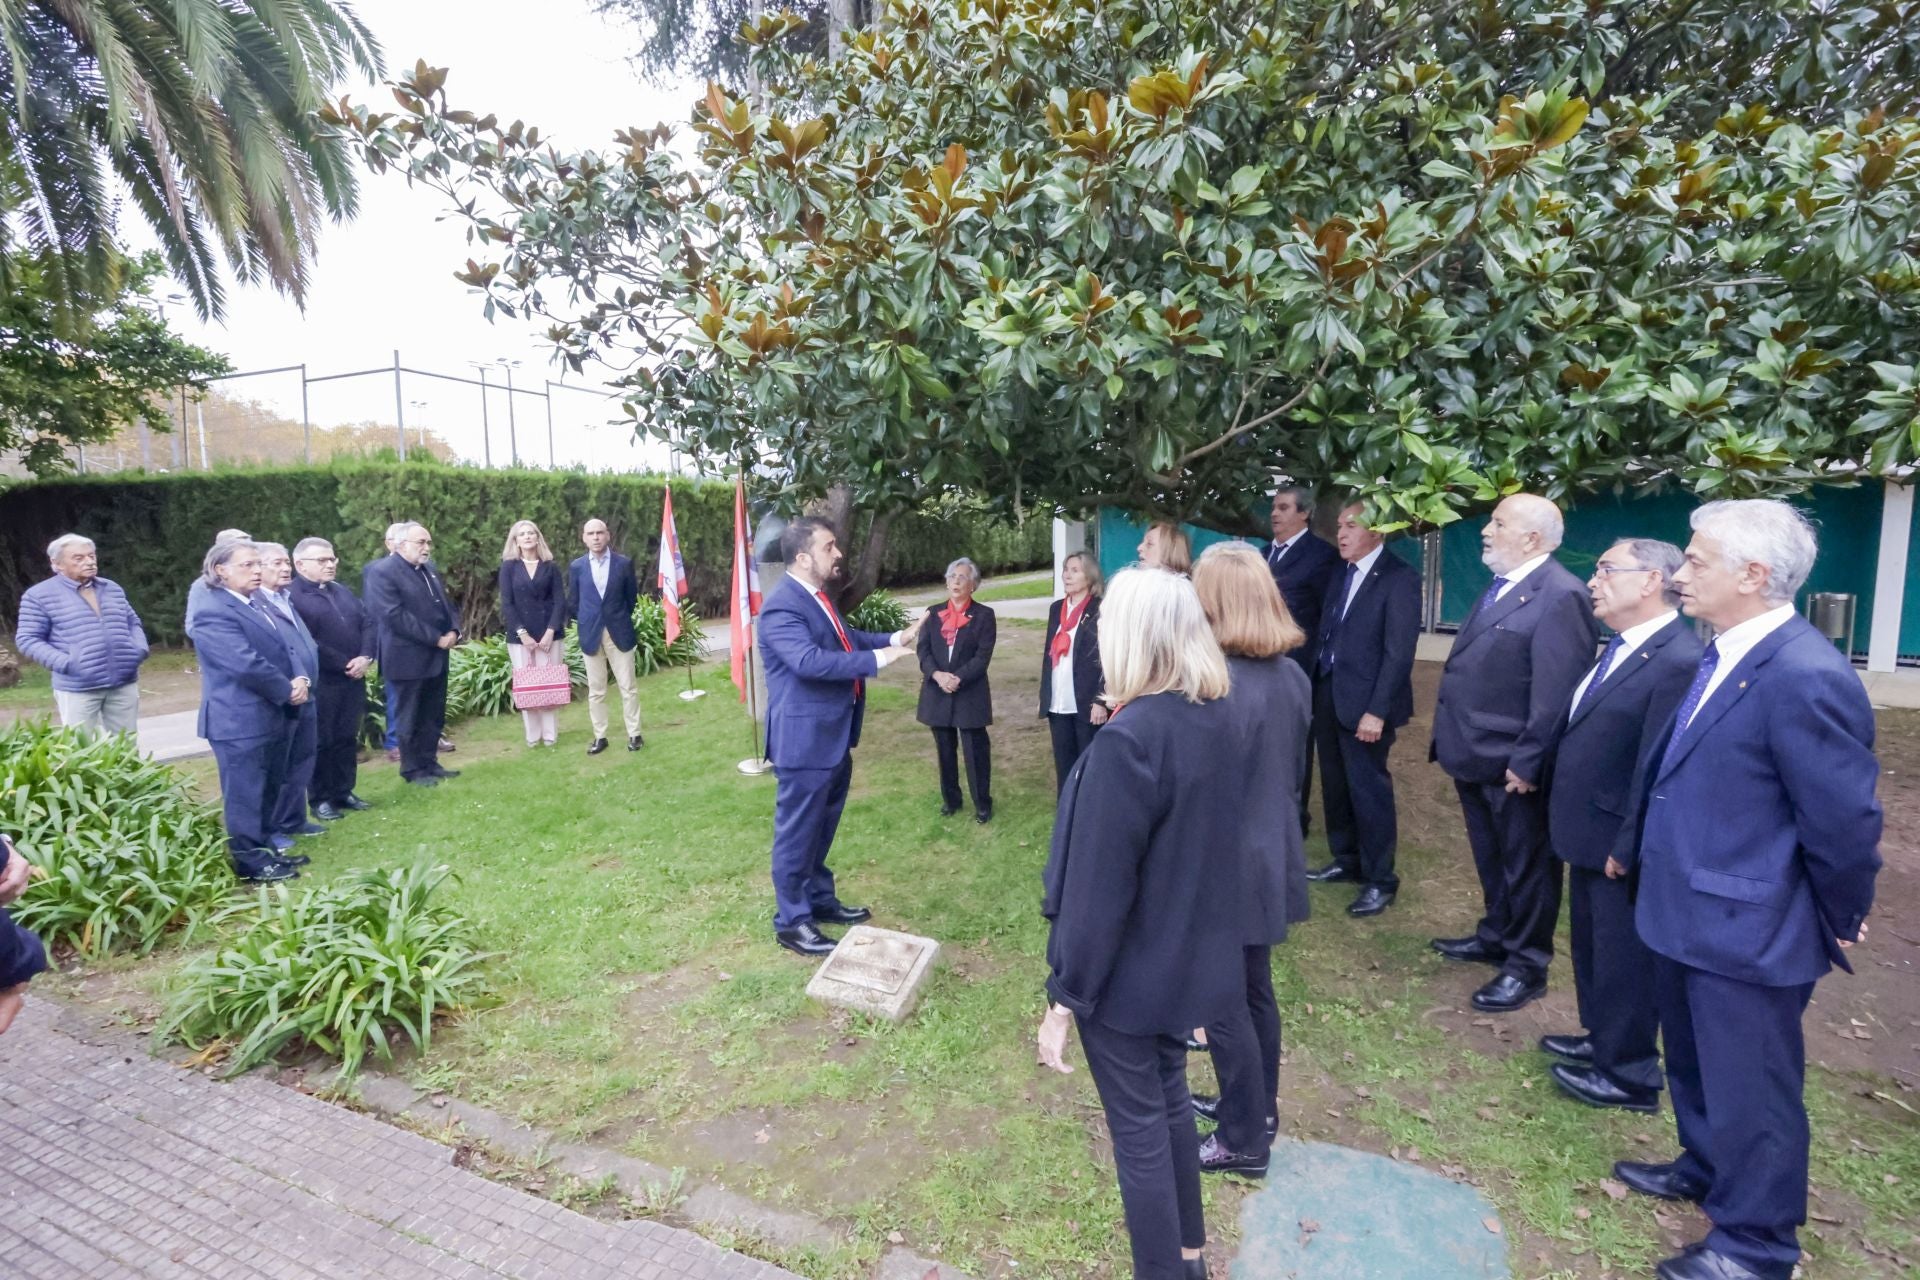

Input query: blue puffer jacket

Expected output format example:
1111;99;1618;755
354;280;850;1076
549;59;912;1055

15;574;150;692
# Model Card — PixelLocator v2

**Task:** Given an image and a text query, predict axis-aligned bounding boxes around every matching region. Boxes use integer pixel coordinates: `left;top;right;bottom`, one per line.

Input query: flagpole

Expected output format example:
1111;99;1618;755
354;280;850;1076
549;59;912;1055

680;665;705;700
735;465;772;775
737;623;771;775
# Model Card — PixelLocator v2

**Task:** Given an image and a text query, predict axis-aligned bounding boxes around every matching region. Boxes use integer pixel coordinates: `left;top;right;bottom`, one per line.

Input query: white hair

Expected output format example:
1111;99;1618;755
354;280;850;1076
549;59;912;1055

46;533;95;562
945;557;982;587
254;541;290;562
1691;499;1818;604
293;537;334;560
202;539;260;585
1507;495;1566;551
1098;566;1231;705
214;528;251;543
384;522;412;546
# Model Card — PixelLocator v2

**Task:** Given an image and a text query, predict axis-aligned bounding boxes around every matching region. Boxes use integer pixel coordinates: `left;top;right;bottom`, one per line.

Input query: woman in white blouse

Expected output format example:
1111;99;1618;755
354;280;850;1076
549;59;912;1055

1040;551;1109;792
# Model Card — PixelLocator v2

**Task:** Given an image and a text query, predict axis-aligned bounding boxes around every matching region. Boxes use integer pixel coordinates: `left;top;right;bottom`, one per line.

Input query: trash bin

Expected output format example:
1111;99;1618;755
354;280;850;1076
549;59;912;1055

1806;592;1856;656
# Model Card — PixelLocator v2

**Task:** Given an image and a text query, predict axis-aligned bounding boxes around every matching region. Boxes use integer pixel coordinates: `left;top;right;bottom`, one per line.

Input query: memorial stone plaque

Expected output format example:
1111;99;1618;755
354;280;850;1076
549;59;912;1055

806;925;942;1023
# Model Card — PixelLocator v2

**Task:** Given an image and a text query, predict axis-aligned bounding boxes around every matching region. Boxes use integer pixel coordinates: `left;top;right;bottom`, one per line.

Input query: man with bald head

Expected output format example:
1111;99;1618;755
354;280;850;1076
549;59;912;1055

567;517;644;753
1430;493;1599;1012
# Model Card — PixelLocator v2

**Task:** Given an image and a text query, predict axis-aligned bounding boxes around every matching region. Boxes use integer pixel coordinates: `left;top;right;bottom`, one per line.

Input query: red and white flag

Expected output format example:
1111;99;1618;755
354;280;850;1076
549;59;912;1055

657;486;691;645
729;478;763;700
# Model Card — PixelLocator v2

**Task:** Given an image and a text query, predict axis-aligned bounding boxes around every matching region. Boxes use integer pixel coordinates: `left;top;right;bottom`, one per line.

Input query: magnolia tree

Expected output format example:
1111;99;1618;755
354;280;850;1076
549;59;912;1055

329;0;1920;545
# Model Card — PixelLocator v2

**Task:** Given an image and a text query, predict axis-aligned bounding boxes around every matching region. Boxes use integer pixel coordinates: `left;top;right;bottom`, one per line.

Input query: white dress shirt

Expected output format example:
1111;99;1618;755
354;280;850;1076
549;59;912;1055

1339;544;1386;617
1267;529;1307;567
1048;599;1089;715
1567;610;1678;711
1684;603;1796;726
590;551;611;598
1495;553;1552;599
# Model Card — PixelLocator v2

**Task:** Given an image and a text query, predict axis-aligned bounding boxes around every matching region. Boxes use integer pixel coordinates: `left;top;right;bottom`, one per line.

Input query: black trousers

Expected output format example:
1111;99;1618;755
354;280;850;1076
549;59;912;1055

1047;713;1098;793
1455;780;1560;982
210;729;291;862
930;726;991;812
1203;945;1280;1156
1076;1017;1205;1280
390;671;448;781
1312;681;1400;891
310;676;366;805
1565;862;1661;1090
1657;956;1814;1279
270;703;318;833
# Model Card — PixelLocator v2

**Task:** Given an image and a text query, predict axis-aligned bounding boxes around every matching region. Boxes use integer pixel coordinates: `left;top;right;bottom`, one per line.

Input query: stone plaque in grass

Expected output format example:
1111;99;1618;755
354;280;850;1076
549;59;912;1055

806;926;941;1023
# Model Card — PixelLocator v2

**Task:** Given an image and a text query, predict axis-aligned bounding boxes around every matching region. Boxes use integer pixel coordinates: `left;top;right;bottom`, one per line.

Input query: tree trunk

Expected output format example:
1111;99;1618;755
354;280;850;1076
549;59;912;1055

0;641;19;690
827;0;857;56
805;482;894;611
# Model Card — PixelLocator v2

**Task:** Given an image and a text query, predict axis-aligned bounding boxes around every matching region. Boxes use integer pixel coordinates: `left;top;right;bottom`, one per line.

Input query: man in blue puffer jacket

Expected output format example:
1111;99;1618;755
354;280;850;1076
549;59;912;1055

15;534;150;736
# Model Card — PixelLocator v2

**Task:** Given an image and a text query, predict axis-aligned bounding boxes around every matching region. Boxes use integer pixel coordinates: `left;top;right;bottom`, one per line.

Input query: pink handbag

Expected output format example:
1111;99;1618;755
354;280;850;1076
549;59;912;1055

511;662;572;710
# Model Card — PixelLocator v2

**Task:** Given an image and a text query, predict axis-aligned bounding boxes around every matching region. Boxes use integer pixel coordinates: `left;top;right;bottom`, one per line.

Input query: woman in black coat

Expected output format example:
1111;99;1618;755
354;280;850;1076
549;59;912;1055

499;519;569;747
1039;550;1107;792
1037;566;1242;1280
916;557;997;822
1187;541;1312;1178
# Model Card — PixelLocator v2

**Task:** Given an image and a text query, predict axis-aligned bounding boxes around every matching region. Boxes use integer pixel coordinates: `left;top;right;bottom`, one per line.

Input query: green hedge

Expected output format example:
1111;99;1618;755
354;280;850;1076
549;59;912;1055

0;463;1050;646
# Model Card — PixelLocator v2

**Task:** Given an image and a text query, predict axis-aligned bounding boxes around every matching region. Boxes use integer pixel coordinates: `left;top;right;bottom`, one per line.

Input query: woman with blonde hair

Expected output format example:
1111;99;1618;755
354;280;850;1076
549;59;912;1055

1138;520;1193;576
499;519;567;746
1037;566;1241;1280
1040;550;1108;791
1184;540;1313;1179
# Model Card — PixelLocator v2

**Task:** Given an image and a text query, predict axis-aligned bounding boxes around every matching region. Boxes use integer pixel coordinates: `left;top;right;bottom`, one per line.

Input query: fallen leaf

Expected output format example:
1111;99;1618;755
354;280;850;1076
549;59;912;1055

1483;1218;1503;1234
1299;1218;1321;1234
754;1127;771;1145
1477;1107;1500;1121
1599;1179;1629;1201
888;1232;905;1245
1574;1207;1592;1221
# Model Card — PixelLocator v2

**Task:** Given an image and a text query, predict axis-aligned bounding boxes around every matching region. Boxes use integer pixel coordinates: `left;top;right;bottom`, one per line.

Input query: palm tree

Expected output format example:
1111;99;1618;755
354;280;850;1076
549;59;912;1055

0;0;383;320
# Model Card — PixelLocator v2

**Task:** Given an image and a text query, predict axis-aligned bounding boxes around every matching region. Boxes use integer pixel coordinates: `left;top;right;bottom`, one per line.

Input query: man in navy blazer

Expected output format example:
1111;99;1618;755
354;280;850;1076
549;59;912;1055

1306;501;1422;917
1431;494;1600;1012
1266;485;1341;836
257;541;327;846
1539;539;1700;1116
192;539;312;882
1611;500;1880;1280
759;518;921;956
364;523;462;786
567;518;645;754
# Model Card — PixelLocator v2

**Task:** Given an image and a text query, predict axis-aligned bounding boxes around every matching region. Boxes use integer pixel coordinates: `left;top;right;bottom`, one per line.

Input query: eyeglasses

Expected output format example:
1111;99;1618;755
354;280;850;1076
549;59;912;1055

1592;564;1653;577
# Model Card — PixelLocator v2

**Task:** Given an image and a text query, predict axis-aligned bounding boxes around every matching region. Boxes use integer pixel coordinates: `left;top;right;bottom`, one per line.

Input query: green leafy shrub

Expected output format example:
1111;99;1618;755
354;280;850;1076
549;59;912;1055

0;721;234;957
157;860;486;1078
447;634;516;718
847;590;908;633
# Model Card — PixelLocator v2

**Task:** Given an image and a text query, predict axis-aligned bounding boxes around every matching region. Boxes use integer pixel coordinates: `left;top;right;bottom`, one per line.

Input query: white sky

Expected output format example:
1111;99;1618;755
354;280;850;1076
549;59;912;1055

151;0;701;471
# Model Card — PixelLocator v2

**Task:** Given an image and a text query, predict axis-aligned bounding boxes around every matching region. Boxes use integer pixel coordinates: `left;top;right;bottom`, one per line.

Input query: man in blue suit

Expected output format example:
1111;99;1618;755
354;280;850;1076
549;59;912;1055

1266;485;1342;838
257;542;327;848
1613;500;1881;1280
567;517;644;754
193;539;312;882
760;517;921;956
1431;493;1601;1012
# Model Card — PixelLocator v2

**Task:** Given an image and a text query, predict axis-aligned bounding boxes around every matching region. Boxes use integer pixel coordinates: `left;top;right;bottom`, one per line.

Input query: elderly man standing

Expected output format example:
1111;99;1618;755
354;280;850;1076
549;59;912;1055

289;538;376;821
15;535;150;736
1613;500;1880;1280
1540;539;1700;1115
364;523;461;787
1430;493;1599;1012
567;517;644;754
257;542;326;846
183;528;252;641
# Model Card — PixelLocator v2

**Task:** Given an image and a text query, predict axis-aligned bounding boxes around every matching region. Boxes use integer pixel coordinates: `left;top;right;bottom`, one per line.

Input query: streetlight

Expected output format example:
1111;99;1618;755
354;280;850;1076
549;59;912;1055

495;359;523;467
409;399;430;454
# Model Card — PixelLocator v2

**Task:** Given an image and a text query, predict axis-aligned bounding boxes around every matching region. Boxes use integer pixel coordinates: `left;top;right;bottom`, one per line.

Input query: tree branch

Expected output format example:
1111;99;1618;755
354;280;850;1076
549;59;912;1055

1174;353;1332;467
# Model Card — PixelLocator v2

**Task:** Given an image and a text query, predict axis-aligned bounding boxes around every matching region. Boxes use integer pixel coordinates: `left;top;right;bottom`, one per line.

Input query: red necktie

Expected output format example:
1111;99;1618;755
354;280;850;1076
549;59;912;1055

816;590;863;698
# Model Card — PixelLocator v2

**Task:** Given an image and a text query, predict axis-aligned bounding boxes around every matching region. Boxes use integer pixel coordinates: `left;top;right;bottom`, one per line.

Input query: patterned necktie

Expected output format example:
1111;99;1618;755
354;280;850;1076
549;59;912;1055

1472;576;1509;621
1658;641;1721;773
815;590;863;699
1318;562;1362;674
1571;635;1625;719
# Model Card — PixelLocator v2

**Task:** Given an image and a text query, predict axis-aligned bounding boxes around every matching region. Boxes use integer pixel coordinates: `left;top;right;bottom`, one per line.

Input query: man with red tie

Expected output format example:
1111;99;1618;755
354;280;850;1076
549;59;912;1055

759;518;922;956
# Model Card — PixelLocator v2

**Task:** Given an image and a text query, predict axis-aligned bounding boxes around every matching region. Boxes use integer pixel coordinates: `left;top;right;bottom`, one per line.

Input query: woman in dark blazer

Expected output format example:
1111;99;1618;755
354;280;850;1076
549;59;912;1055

916;557;997;822
499;519;569;747
1039;550;1106;792
1037;566;1242;1280
1187;541;1312;1179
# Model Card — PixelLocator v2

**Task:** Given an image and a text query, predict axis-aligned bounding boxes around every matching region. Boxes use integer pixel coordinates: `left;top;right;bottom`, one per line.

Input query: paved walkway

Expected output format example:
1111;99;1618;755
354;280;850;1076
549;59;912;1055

0;997;799;1280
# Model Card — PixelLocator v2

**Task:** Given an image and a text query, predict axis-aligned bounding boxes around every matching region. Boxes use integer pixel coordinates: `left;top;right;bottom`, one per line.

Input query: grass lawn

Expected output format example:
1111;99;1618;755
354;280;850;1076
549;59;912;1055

55;623;1920;1279
971;576;1053;603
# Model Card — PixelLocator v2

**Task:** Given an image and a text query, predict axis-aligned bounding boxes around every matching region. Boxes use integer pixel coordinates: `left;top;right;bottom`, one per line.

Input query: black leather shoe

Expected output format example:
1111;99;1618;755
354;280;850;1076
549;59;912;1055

1306;862;1360;883
775;923;838;956
1539;1033;1594;1062
275;851;312;868
289;822;327;837
1183;1258;1208;1280
1432;935;1505;965
812;902;872;926
1551;1063;1659;1114
1654;1247;1762;1280
1348;886;1395;916
1613;1159;1708;1204
339;794;372;811
939;802;961;817
628;734;644;751
1472;972;1547;1012
975;804;992;824
587;738;609;755
233;855;298;883
430;767;460;779
312;802;344;822
1197;1133;1268;1178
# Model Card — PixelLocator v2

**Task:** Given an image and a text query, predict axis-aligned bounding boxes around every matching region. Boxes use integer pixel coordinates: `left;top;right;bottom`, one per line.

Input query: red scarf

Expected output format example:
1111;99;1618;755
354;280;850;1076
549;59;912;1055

1050;593;1090;665
939;600;973;647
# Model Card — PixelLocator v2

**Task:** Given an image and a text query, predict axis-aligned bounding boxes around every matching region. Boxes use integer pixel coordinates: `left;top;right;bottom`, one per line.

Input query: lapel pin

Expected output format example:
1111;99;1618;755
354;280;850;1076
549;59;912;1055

1739;681;1747;689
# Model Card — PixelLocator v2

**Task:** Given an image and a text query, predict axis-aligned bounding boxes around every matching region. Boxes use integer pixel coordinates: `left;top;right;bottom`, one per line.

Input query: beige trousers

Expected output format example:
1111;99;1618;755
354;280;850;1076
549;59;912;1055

582;630;642;739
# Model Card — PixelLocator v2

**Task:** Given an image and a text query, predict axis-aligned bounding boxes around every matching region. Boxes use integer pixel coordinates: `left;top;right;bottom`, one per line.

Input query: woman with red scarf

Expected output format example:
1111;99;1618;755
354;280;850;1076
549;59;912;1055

1041;550;1108;792
916;557;998;822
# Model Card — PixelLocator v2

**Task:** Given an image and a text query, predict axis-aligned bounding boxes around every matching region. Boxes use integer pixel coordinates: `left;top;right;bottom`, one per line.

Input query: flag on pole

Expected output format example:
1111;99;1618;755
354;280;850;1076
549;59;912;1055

657;485;690;645
729;478;763;700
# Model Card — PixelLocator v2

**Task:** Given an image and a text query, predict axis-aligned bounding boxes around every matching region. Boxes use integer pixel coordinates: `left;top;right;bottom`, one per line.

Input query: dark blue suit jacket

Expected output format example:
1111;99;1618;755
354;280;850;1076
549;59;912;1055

567;553;640;655
263;590;321;681
193;588;304;742
1265;531;1340;670
1544;614;1701;870
759;575;893;770
1431;557;1600;786
363;555;459;682
1316;550;1422;729
1631;615;1881;986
